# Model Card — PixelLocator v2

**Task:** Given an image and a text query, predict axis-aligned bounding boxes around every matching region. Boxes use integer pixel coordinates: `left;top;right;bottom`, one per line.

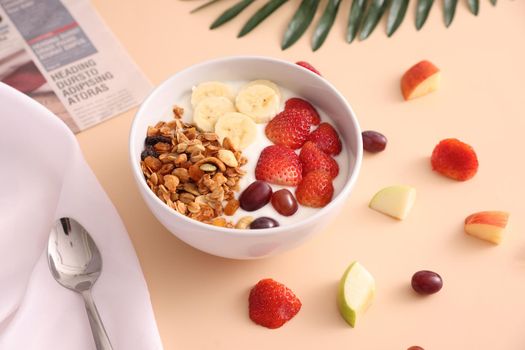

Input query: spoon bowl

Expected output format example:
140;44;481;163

48;218;102;291
47;217;113;350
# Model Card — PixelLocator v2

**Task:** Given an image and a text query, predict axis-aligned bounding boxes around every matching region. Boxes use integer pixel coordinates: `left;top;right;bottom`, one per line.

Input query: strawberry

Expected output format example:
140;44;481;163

249;279;302;329
431;138;478;181
299;141;339;179
296;61;322;76
265;110;311;149
295;169;334;208
307;122;342;156
285;97;321;125
255;145;302;186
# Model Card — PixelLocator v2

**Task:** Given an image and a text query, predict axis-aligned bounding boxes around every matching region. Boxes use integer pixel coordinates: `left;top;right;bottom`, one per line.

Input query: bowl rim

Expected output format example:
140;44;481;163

129;55;363;237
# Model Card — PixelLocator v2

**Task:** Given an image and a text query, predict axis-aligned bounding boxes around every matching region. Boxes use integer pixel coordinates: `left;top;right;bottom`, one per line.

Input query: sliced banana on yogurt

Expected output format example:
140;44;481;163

191;81;234;107
215;112;257;150
235;82;280;124
193;96;236;132
246;79;281;99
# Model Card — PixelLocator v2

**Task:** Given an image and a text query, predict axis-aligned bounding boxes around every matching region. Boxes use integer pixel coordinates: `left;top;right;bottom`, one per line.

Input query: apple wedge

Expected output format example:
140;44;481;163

369;185;416;220
337;261;375;327
464;211;510;244
401;60;441;100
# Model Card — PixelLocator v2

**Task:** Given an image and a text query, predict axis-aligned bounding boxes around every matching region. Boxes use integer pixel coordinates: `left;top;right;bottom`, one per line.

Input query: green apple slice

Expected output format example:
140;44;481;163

369;185;416;220
337;261;375;327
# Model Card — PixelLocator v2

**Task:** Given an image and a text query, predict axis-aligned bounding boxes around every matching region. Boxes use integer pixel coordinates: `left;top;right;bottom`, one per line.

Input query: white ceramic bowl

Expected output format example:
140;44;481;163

129;56;362;259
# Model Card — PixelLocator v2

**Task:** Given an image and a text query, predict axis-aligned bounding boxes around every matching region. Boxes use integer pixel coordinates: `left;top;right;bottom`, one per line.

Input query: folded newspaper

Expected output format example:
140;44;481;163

0;0;151;133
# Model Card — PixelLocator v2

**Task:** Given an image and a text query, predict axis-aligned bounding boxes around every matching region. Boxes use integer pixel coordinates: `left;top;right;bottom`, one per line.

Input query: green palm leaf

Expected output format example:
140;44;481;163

386;0;409;37
188;0;499;51
359;0;389;41
191;0;223;14
346;0;367;43
415;0;434;30
282;0;321;50
443;0;458;27
468;0;479;15
210;0;255;29
312;0;342;51
238;0;288;37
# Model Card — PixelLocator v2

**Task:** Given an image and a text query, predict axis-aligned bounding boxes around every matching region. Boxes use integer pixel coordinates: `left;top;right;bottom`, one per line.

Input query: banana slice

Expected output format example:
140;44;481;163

235;84;280;124
193;96;236;132
247;80;281;100
215;112;257;150
191;81;234;107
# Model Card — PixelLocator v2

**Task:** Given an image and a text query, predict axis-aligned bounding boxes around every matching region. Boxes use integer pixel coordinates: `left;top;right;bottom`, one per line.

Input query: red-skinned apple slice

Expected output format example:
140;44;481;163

401;60;441;100
464;211;510;244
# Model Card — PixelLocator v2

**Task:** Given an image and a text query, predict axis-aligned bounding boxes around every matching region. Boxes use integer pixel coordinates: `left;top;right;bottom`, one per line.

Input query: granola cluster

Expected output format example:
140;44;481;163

140;106;248;227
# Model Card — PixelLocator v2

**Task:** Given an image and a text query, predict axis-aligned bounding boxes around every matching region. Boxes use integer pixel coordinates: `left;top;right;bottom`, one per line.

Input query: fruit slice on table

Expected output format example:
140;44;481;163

215;112;257;150
307;123;342;156
285;97;321;125
255;145;302;186
249;278;302;329
235;83;280;123
191;81;234;106
431;138;478;181
299;141;339;179
369;185;416;220
401;60;441;100
193;96;236;132
337;261;375;327
295;169;334;208
265;110;311;149
464;211;510;244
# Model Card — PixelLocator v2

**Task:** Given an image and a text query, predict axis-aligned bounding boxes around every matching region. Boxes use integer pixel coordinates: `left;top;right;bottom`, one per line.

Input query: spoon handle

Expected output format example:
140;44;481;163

81;290;113;350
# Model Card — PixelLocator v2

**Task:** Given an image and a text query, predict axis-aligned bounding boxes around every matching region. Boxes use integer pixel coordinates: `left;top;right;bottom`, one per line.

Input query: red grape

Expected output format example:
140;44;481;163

411;270;443;295
271;189;298;216
362;130;387;153
250;217;279;229
239;181;272;211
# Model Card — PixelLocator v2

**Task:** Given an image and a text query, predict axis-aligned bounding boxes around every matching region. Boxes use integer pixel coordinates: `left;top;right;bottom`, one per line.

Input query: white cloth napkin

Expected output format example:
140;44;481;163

0;83;163;350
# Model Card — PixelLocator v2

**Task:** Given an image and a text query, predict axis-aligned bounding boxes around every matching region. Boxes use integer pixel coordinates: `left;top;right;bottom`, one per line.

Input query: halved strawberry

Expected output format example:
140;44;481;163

265;110;311;149
307;122;342;156
296;61;322;76
299;141;339;179
285;97;321;125
431;138;478;181
249;278;302;329
255;145;302;186
295;169;334;208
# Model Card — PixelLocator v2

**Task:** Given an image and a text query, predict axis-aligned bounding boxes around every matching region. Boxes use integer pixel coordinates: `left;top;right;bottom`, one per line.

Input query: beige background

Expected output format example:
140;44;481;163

79;1;525;349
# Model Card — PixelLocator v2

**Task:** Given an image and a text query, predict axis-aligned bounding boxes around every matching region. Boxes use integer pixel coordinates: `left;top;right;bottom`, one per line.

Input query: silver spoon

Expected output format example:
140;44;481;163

47;217;113;350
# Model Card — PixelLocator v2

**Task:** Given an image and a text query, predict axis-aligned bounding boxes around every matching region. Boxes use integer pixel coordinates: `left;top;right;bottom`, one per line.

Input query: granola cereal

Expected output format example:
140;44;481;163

141;106;245;227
